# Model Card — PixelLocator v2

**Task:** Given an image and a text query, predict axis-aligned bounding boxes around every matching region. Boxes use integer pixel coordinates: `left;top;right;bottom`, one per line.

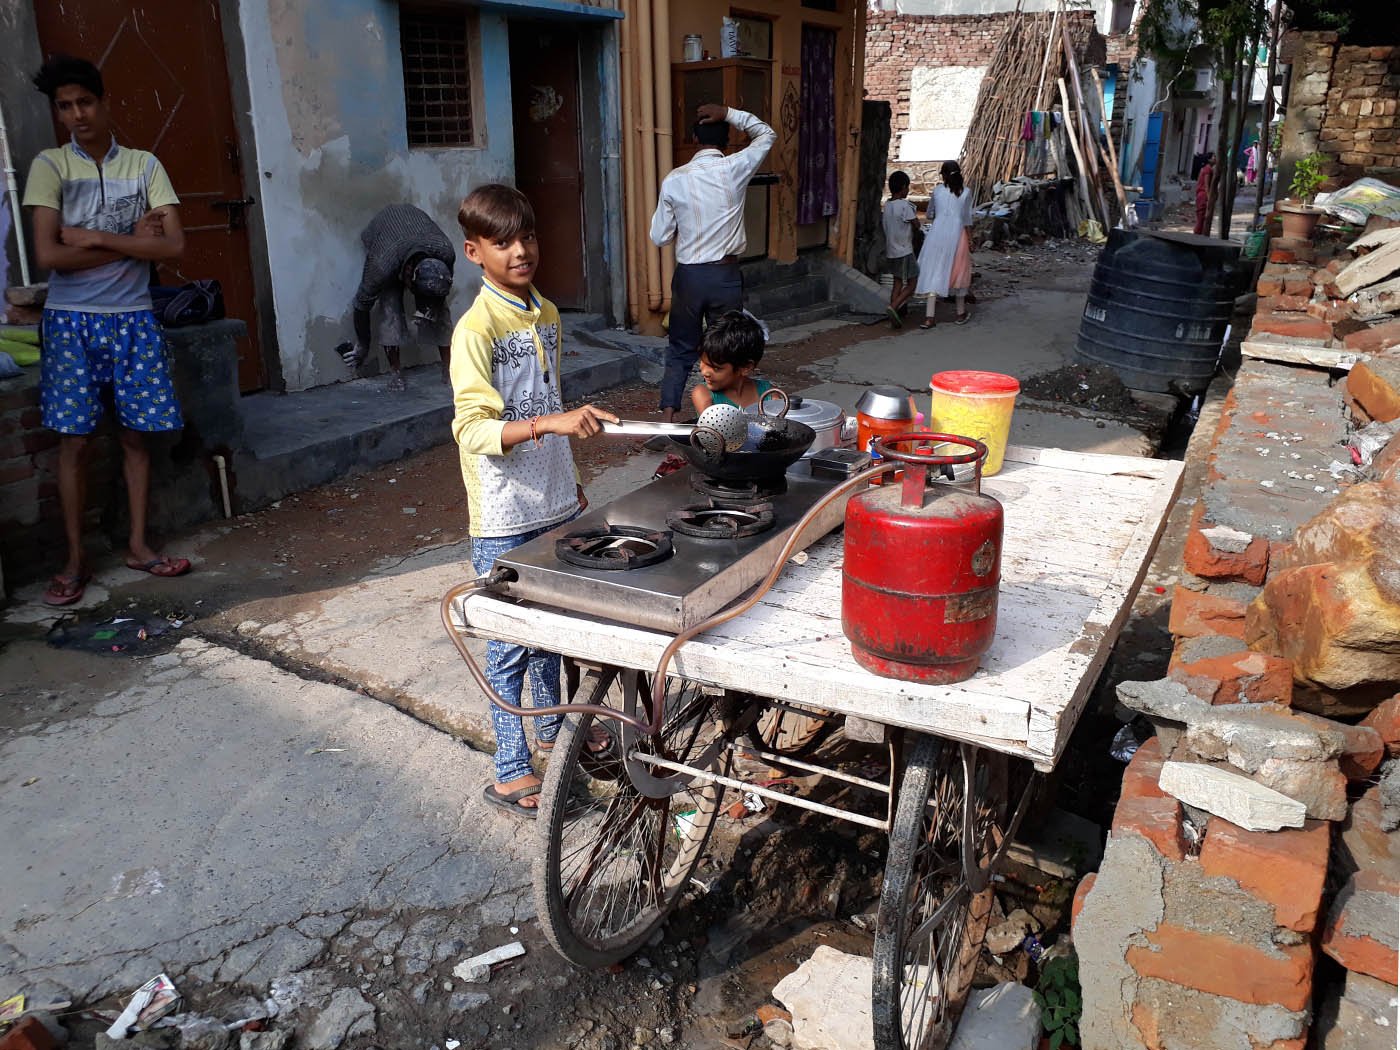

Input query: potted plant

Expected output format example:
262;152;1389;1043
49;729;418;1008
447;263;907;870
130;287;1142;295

1279;152;1327;240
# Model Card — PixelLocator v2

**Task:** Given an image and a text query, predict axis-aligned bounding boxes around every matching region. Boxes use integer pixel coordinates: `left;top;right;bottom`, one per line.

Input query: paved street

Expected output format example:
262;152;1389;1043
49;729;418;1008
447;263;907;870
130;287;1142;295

0;637;528;1004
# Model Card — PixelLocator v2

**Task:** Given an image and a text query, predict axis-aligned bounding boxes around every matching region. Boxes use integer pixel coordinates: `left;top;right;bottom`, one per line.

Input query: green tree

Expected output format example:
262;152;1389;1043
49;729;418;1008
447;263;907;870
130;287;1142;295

1137;0;1269;239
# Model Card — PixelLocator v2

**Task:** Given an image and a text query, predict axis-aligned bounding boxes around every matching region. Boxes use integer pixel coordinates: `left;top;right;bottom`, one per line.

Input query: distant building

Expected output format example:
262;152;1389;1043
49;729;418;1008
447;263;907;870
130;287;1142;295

863;0;1269;208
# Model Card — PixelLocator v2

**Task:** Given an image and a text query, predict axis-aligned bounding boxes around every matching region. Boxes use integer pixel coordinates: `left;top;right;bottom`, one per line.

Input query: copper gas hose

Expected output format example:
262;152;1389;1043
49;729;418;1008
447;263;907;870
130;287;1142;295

648;461;896;730
441;460;902;739
439;570;654;734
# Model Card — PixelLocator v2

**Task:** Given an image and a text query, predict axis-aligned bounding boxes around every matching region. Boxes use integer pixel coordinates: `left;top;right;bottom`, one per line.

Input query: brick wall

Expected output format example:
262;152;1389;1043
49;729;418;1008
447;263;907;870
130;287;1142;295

1280;32;1400;196
0;374;116;581
0;320;246;592
1074;220;1400;1049
864;9;1103;163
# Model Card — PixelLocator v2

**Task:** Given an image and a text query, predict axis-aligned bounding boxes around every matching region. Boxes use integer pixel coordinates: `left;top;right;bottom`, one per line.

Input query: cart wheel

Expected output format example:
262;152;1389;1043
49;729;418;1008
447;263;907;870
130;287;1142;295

872;737;1002;1050
743;698;835;759
533;676;730;968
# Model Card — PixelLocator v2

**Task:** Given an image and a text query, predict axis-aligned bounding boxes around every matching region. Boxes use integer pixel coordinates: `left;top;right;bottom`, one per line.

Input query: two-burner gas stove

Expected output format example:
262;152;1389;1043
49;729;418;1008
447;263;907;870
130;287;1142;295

489;448;871;632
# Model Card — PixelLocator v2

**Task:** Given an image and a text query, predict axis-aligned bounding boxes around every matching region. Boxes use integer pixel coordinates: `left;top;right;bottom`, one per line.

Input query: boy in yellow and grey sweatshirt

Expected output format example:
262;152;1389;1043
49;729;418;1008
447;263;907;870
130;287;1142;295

449;183;618;818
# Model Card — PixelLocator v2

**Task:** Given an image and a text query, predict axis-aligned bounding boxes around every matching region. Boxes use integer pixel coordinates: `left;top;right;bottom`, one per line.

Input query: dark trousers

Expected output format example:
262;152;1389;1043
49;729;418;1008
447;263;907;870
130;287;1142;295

660;261;743;411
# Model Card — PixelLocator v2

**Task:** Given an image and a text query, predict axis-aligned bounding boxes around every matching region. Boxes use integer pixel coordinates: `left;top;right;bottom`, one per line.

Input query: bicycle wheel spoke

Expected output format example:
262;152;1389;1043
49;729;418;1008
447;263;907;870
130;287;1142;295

535;680;729;967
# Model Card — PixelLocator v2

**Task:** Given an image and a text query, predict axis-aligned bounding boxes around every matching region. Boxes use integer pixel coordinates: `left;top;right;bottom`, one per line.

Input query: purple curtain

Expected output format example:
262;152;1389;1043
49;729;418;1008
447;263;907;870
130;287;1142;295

797;26;838;226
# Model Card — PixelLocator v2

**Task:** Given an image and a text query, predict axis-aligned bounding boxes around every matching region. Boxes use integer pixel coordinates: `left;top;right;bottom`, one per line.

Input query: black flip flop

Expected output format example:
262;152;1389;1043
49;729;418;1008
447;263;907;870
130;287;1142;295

483;782;540;819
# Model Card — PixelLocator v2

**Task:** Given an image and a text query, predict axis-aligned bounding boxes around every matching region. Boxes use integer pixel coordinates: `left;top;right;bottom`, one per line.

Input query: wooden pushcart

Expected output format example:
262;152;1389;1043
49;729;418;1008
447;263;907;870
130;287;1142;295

448;446;1181;1049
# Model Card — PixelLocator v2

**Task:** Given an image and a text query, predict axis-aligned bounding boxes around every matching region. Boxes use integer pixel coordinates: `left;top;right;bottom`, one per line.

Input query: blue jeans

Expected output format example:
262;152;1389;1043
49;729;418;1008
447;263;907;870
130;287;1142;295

471;522;567;782
660;262;743;411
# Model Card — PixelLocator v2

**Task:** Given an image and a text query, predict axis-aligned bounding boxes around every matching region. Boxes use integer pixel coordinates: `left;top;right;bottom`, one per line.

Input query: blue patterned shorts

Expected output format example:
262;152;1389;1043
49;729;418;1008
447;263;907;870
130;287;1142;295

40;309;183;436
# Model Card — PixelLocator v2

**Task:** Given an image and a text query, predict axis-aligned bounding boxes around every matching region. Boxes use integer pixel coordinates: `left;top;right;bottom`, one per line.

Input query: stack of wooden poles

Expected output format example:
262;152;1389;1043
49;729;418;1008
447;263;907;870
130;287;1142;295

960;2;1132;233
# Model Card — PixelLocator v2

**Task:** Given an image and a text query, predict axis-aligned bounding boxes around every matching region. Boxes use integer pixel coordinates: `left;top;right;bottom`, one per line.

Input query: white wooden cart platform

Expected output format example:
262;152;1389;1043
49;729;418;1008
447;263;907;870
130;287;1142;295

459;445;1183;771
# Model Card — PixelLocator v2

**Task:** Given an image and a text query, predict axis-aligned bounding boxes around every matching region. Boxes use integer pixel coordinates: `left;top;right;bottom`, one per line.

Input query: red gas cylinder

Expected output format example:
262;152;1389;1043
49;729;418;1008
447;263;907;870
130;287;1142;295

842;434;1003;684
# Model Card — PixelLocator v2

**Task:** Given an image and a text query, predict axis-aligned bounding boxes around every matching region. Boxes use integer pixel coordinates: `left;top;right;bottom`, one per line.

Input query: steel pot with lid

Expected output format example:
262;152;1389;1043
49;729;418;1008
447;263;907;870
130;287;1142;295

855;386;917;421
771;396;845;455
855;386;917;456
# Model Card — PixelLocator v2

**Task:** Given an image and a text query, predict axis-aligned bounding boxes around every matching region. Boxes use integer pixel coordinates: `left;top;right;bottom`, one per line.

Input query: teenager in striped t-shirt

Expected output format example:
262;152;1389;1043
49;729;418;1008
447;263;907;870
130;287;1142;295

24;56;190;606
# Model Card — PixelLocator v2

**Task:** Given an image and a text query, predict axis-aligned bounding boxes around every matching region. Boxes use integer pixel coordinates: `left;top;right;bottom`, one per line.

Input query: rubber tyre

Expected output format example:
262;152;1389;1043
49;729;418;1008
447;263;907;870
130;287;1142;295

872;736;995;1050
532;683;728;968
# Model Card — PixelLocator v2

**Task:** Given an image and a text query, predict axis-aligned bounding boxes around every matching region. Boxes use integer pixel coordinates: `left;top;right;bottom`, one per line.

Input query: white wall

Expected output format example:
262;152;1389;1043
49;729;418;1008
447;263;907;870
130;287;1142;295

901;65;986;161
236;1;515;391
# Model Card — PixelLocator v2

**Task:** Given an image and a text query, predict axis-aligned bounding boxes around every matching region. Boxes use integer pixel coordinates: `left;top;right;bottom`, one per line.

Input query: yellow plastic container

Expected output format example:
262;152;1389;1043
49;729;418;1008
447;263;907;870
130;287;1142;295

928;370;1020;476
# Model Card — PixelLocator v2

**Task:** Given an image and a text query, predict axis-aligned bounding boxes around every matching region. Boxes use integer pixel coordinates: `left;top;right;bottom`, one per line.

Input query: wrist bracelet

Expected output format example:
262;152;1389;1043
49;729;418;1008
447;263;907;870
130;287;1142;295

530;416;540;445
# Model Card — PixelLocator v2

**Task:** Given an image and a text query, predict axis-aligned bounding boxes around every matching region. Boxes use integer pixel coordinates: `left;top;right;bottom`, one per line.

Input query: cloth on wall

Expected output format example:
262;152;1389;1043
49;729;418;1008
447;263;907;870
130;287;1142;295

797;25;839;226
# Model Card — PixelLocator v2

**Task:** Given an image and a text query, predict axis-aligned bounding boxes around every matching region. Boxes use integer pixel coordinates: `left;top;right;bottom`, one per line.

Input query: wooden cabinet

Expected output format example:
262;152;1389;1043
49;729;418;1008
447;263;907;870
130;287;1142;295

671;58;772;169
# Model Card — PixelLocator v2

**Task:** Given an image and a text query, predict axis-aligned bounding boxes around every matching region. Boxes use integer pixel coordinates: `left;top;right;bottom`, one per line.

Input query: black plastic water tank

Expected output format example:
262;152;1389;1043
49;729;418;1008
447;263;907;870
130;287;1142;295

1075;230;1242;394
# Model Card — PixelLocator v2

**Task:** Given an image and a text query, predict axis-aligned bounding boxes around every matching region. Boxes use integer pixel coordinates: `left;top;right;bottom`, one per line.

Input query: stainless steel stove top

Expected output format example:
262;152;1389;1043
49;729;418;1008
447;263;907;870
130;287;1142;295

489;453;869;632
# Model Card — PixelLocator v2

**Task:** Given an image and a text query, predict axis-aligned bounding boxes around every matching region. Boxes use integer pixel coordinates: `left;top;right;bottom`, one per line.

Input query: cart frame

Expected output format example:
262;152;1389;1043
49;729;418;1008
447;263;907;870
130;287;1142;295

450;445;1182;1050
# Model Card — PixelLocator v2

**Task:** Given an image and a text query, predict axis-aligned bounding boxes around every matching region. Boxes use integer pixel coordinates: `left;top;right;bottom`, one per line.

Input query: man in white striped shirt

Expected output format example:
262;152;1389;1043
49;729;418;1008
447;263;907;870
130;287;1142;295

650;103;775;422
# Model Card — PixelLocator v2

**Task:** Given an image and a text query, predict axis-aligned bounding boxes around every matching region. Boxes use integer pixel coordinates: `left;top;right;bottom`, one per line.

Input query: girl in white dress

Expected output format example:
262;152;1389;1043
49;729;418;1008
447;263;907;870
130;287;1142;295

915;160;975;328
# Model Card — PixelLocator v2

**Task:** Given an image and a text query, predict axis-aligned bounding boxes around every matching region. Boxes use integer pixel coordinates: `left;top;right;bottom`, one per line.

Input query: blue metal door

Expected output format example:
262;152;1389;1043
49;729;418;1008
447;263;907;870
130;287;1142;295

1141;111;1164;199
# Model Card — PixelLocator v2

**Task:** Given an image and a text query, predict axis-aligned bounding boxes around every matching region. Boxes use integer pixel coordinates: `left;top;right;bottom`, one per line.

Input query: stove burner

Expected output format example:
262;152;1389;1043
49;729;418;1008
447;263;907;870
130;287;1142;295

690;474;787;506
667;501;776;539
556;525;674;570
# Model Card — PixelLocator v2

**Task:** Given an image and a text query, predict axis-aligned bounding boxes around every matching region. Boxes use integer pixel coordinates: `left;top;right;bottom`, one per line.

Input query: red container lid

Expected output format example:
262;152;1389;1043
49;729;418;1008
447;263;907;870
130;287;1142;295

930;370;1021;395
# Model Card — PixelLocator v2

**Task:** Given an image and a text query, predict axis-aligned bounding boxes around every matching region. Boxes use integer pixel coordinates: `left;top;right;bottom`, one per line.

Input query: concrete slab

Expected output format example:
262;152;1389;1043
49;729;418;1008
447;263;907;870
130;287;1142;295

200;454;669;752
1201;359;1351;541
233;344;640;513
772;946;874;1050
0;637;530;1002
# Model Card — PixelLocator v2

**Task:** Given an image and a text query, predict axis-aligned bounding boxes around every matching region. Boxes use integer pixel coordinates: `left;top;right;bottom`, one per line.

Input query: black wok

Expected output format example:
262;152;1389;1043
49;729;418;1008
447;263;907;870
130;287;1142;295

669;404;816;481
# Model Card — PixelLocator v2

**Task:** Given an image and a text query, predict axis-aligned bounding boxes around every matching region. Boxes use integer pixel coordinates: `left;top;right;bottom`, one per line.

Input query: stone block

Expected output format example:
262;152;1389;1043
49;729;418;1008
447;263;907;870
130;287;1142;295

1245;560;1400;692
1175;702;1348;819
1289;709;1385;779
1112;793;1186;861
1198;818;1330;931
1381;761;1400;832
1170;649;1294;706
1158;759;1306;830
0;1017;59;1050
1183;506;1271;584
947;982;1039;1050
1076;836;1167;1050
1121;735;1169;800
1346;357;1400;421
1315;970;1400;1050
1344;321;1400;356
1321;870;1400;985
1274;481;1400;571
1359;695;1400;757
1126;923;1315;1010
1181;701;1344;769
772;946;875;1050
1169;585;1249;639
1376;433;1400;481
1071;872;1095;934
1117;679;1211;751
1336;785;1400;888
1129;981;1308;1050
1252;312;1334;341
